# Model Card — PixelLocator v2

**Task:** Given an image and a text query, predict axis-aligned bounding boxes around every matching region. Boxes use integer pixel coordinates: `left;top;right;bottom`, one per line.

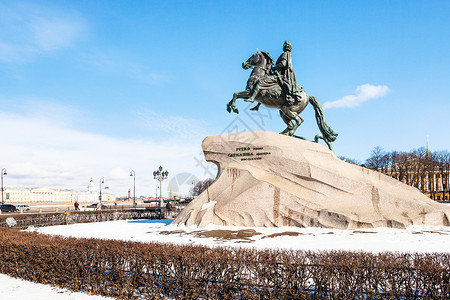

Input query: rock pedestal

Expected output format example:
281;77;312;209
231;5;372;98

172;131;450;229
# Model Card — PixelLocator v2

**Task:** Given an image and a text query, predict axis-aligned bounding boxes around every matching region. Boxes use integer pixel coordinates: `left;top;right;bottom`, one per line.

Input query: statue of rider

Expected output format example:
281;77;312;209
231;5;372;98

247;41;301;107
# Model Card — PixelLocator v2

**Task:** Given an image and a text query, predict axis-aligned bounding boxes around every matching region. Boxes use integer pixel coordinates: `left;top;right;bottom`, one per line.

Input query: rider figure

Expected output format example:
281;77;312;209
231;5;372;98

247;41;301;107
272;41;301;105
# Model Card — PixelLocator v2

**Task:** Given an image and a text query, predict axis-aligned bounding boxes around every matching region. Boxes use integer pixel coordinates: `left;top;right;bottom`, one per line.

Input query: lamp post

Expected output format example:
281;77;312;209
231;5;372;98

153;166;168;207
99;178;104;205
1;168;6;205
440;166;444;201
447;162;450;201
447;162;450;202
445;162;449;202
130;170;136;208
190;180;196;199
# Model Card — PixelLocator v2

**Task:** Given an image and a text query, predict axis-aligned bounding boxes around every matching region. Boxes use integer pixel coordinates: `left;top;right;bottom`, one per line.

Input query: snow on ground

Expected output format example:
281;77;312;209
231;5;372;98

38;219;450;253
0;274;113;300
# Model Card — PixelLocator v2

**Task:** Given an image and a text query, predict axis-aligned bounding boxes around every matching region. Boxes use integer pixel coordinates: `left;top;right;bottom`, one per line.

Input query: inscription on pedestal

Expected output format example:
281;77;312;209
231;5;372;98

227;146;271;161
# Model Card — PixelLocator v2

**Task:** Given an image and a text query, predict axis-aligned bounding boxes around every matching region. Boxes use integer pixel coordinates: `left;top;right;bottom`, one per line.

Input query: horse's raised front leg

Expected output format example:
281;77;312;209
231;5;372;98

227;90;251;114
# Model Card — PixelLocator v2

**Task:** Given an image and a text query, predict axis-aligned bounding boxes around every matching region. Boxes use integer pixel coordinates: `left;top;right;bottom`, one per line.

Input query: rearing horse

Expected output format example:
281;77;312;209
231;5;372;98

226;50;338;151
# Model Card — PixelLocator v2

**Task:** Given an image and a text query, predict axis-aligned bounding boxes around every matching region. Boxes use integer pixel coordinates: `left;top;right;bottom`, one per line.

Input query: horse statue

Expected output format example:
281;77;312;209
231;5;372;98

226;50;338;151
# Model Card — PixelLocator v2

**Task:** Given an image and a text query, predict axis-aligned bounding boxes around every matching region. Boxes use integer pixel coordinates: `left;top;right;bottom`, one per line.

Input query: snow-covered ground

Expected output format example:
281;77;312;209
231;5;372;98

38;219;450;253
2;218;450;298
0;274;113;300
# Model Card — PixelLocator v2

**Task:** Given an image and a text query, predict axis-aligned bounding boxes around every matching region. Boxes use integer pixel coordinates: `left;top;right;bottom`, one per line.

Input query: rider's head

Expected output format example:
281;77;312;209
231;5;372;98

283;41;292;52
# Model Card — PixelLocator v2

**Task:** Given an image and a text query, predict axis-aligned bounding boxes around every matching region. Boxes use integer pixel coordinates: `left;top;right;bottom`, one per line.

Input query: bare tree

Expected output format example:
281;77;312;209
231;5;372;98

409;147;428;190
411;147;427;160
365;146;386;170
192;178;215;196
202;178;214;191
389;151;412;184
339;156;361;165
363;145;449;201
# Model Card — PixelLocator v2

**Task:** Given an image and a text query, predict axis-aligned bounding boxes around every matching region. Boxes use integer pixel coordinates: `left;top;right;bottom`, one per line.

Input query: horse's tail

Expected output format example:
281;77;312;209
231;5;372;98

308;96;338;143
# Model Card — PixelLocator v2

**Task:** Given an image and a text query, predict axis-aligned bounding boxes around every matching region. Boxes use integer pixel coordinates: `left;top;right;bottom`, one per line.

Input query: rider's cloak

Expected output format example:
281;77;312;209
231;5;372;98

273;50;297;88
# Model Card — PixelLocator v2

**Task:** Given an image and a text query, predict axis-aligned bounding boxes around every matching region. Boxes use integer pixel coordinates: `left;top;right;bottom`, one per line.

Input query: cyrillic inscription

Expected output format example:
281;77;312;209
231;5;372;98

227;146;271;161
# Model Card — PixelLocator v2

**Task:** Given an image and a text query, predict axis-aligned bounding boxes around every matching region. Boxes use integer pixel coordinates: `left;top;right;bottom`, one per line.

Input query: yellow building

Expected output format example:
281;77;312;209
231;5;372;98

4;187;75;203
2;179;115;204
378;158;449;201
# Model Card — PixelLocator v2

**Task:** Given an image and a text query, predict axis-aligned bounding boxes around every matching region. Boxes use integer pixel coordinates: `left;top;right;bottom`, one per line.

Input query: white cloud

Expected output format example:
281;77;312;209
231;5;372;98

20;98;84;127
29;16;85;51
108;168;131;180
0;111;212;197
323;84;389;109
80;50;172;85
137;109;208;140
0;41;34;63
0;3;86;63
130;64;172;85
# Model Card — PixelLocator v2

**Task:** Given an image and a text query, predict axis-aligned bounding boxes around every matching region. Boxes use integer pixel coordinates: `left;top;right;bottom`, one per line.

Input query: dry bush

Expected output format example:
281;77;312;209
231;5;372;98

0;228;448;299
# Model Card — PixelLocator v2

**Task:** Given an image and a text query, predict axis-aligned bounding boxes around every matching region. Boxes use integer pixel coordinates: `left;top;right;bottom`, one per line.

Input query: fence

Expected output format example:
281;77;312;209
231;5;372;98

0;208;165;230
0;227;448;299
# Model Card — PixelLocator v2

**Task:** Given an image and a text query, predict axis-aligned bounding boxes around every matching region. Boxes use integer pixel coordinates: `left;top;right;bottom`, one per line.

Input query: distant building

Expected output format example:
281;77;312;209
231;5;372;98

4;187;75;203
4;188;32;203
2;178;116;203
378;148;449;201
73;178;115;203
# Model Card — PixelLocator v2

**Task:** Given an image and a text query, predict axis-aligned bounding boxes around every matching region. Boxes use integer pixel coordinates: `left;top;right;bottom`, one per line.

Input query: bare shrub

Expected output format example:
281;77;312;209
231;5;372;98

0;228;449;299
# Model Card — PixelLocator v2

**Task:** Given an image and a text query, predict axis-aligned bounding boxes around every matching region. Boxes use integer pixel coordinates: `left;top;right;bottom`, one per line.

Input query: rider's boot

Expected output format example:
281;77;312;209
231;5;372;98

245;85;259;103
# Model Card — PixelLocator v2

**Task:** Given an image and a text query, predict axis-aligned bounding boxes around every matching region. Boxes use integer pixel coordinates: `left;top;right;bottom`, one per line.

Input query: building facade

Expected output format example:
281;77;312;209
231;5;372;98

2;179;116;204
378;159;450;201
73;178;115;203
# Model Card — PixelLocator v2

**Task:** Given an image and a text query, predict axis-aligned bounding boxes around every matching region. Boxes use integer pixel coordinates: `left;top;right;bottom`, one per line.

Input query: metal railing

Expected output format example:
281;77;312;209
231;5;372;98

0;208;168;230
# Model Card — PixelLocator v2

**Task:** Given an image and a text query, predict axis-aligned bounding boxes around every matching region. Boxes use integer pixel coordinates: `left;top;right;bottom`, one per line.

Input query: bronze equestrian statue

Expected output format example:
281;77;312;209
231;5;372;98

226;41;338;151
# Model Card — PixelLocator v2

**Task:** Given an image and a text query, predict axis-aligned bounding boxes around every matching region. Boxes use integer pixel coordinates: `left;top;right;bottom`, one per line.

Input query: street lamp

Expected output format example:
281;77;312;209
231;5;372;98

440;166;445;201
130;170;136;208
447;163;450;202
190;180;196;199
446;162;450;202
153;166;168;207
99;178;104;205
1;168;7;205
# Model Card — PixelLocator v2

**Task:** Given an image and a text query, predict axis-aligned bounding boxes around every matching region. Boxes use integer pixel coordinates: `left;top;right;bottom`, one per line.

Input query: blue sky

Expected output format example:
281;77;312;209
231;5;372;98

0;1;449;197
